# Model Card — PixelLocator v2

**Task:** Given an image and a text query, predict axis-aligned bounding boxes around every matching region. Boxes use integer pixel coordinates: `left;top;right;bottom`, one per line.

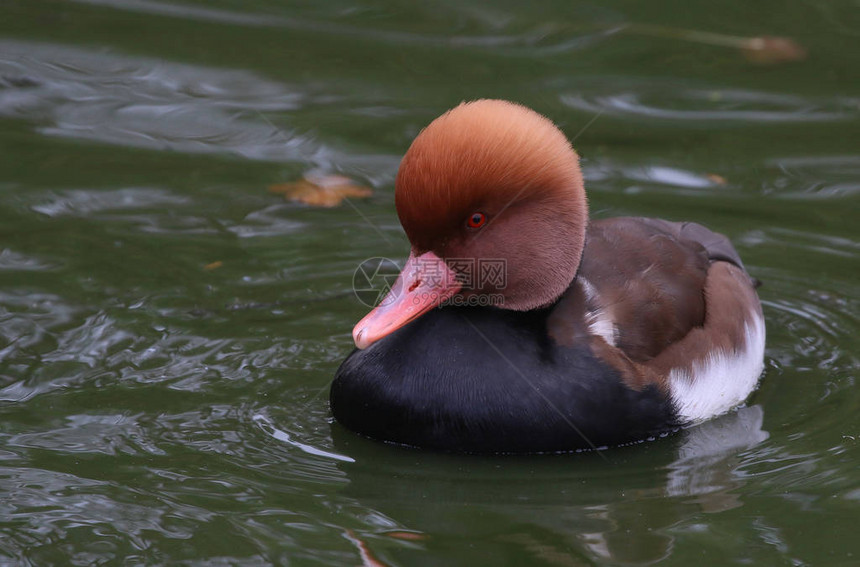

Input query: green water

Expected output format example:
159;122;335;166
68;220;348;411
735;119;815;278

1;0;859;564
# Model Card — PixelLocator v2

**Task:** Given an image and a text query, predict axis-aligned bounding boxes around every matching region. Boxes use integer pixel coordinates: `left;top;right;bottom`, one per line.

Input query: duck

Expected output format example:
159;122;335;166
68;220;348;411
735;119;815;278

330;99;765;454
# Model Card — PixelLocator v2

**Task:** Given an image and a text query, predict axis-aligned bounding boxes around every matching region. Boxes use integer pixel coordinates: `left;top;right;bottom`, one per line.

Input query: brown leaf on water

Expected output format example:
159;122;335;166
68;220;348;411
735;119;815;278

269;174;372;207
706;173;727;185
741;36;807;65
625;25;806;67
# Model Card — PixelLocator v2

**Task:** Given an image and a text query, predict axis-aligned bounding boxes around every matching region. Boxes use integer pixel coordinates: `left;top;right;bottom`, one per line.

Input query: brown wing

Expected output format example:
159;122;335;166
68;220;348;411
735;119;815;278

579;216;756;361
547;216;760;391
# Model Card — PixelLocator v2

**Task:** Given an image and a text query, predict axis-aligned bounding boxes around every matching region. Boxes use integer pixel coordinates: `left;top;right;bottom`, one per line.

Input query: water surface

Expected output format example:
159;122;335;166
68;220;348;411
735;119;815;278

1;0;859;564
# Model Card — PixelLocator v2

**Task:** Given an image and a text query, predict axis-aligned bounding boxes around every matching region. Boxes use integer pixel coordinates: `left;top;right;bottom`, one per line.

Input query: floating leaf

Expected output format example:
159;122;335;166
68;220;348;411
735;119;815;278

625;24;806;66
706;173;728;185
269;174;372;208
741;36;807;65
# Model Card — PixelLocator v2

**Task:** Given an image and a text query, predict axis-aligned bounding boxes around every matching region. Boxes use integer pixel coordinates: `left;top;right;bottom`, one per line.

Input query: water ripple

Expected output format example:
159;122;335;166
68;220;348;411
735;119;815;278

0;249;60;272
584;160;731;195
70;0;618;55
253;413;354;463
764;155;860;198
559;79;860;125
0;40;391;169
31;187;189;218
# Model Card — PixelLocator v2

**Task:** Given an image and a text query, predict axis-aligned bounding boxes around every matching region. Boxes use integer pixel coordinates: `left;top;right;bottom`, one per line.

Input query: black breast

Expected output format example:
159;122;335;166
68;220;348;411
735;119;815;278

330;306;678;454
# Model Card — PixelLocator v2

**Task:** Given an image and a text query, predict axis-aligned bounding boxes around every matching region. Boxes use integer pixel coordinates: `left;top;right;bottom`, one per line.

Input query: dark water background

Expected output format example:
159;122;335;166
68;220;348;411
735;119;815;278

1;1;859;564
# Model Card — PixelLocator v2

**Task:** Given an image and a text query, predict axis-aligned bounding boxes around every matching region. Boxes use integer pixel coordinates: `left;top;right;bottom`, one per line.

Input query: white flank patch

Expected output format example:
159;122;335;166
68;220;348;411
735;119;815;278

669;311;766;423
586;312;616;346
580;278;617;346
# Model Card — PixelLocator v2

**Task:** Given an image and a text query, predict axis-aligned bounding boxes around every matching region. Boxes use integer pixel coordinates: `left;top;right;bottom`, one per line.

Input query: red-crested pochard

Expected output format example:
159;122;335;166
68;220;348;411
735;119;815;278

330;100;765;453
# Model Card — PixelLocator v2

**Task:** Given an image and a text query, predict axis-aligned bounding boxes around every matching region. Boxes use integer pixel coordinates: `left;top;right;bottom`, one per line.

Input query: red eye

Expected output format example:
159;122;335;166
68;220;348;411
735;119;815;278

467;212;487;228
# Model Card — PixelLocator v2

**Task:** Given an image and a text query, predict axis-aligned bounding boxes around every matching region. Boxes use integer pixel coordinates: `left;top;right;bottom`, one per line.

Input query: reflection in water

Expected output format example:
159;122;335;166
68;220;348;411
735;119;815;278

333;406;770;565
666;405;768;512
581;406;769;563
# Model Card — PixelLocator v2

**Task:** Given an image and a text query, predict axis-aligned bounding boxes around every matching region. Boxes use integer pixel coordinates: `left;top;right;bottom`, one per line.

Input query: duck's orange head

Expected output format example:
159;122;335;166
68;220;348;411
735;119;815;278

354;99;588;349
